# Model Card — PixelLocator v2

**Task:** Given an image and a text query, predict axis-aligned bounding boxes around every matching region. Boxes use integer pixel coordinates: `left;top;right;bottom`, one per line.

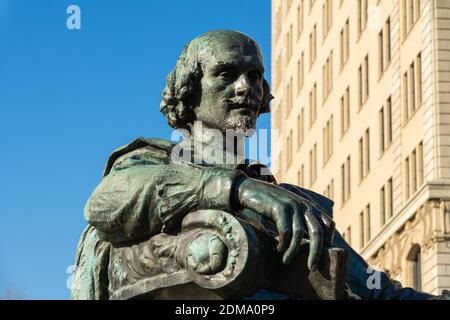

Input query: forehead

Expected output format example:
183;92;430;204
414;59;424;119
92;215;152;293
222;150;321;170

197;35;264;70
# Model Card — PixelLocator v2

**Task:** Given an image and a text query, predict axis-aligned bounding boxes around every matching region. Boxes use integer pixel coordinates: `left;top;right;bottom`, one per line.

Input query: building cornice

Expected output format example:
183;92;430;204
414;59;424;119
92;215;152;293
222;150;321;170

360;180;450;259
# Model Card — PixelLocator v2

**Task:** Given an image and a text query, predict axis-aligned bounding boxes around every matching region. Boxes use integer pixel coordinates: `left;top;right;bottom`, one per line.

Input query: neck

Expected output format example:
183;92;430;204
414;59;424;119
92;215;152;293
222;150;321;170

190;121;245;156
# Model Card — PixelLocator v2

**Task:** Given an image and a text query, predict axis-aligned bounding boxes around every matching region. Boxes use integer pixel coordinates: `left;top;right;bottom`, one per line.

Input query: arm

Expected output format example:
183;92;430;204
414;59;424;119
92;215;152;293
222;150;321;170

86;145;333;268
84;147;242;244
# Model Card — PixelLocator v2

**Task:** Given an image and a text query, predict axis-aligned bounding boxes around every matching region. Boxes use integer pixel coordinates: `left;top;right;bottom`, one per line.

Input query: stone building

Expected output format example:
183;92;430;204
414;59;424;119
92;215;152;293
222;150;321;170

271;0;450;294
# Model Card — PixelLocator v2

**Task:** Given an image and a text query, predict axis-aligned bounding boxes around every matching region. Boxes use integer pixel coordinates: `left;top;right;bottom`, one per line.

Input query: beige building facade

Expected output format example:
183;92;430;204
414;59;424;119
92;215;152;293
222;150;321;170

271;0;450;294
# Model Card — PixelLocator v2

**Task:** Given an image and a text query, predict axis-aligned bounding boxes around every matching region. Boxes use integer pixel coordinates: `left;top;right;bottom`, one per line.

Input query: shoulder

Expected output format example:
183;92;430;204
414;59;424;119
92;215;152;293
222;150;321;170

103;137;176;176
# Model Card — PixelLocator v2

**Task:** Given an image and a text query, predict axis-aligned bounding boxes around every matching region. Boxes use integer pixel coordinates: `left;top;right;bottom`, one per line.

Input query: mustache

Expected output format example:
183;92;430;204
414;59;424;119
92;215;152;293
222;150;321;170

223;97;261;111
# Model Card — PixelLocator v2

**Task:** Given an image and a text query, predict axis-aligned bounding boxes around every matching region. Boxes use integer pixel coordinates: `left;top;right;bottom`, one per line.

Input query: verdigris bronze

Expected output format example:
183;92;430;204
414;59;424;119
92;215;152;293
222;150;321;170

72;30;445;300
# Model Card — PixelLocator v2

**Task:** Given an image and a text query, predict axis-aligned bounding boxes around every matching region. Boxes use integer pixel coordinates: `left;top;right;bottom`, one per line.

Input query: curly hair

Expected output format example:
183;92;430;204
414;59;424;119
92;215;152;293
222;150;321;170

160;31;273;130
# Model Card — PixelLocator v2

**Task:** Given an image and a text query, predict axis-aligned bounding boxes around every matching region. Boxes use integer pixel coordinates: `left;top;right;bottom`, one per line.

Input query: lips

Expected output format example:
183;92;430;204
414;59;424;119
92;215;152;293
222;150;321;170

225;98;260;112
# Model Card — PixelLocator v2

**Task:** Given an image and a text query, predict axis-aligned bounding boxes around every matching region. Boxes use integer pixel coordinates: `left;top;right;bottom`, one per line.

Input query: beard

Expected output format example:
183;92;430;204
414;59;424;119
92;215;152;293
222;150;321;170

222;97;259;134
224;112;257;135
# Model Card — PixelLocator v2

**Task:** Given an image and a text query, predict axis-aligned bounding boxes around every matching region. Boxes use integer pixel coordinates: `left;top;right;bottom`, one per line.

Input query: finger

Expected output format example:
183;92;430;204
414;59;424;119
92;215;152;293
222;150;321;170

282;207;306;265
320;213;336;246
305;207;324;271
273;205;292;253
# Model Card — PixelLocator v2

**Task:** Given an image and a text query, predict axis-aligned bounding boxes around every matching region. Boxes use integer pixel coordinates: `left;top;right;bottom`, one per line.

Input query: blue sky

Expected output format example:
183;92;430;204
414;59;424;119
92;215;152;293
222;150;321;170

0;0;271;299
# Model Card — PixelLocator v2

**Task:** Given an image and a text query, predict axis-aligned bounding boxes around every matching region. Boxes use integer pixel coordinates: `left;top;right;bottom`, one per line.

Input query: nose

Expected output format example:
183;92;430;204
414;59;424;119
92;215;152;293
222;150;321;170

235;74;253;97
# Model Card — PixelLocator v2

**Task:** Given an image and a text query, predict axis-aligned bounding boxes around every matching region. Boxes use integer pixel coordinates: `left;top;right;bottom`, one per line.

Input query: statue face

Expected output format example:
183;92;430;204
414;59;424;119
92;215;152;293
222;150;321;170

193;33;265;133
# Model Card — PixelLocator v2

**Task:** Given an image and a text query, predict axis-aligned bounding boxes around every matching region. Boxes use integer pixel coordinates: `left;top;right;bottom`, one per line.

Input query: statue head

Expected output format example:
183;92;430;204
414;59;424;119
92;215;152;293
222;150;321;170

160;30;272;133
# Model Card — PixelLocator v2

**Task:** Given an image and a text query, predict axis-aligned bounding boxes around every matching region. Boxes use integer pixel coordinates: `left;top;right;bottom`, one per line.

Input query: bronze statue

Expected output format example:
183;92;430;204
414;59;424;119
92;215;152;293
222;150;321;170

71;30;446;300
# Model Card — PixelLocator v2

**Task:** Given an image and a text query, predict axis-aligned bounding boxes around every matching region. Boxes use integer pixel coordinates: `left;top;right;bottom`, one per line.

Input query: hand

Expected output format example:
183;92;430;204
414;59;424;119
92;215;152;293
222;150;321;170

235;177;335;270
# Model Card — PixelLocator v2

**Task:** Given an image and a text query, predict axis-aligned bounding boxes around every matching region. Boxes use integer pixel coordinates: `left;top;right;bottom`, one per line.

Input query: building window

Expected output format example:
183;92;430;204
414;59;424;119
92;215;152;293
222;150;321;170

298;164;305;187
340;87;350;137
323;64;327;103
323;115;334;165
408;61;416;114
309;0;316;13
379;106;385;153
323;51;333;102
274;5;282;42
298;1;304;39
287;130;293;169
341;155;351;204
407;244;422;290
411;148;418;194
298;108;305;148
364;55;369;102
385;17;391;67
386;96;392;147
403;70;409;121
402;53;424;123
357;0;368;38
378;17;391;79
404;155;410;200
401;51;423;120
287;24;293;62
380;185;386;226
287;0;293;13
379;96;392;154
360;203;371;248
359;138;363;181
322;0;333;40
404;143;425;201
340;19;349;70
329;51;334;96
378;29;384;78
274;103;282;130
358;55;369;109
309;24;317;69
380;177;393;226
359;211;364;248
415;53;422;110
365;128;370;178
275;54;282;90
324;179;334;200
413;0;421;22
309;83;317;127
417;142;424;186
287;77;293;115
298;52;305;93
309;143;317;187
276;153;283;178
358;65;363;110
401;0;421;41
343;225;352;245
298;108;305;149
359;128;370;182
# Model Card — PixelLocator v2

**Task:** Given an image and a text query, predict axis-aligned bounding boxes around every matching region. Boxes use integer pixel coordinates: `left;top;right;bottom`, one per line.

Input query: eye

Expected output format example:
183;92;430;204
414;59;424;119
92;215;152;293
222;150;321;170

217;68;237;80
219;71;232;78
